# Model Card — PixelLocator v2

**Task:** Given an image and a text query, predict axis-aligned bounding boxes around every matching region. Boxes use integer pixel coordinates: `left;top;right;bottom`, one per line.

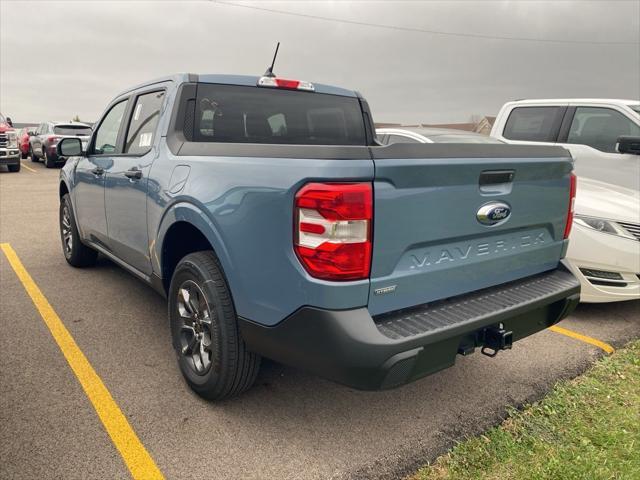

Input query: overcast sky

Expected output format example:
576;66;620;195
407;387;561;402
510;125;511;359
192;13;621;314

1;0;638;124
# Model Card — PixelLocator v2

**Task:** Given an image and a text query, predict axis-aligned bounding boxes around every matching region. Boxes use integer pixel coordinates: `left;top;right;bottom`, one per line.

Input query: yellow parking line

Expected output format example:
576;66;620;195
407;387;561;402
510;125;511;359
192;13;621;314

0;243;164;480
549;325;615;354
21;163;37;173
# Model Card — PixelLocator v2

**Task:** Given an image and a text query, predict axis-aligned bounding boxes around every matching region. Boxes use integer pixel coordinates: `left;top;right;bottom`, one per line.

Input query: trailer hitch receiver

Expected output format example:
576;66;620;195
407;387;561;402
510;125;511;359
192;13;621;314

481;326;513;357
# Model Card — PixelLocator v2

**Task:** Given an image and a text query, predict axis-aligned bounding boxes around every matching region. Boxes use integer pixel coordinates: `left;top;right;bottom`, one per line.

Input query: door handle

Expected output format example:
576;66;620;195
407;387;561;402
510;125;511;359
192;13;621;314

124;167;142;180
91;166;104;176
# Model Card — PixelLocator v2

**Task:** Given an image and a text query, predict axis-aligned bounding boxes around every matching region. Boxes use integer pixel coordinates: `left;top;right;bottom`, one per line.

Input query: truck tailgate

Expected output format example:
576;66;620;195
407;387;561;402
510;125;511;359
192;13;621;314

368;143;573;316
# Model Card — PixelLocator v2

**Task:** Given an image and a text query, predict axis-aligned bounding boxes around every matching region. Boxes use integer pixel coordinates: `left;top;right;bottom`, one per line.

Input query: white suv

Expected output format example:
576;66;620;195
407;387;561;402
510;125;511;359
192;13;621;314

491;99;640;191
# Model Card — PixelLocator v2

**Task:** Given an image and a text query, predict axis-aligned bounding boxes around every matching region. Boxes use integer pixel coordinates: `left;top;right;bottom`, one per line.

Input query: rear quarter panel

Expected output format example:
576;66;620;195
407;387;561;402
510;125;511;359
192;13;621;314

149;143;374;326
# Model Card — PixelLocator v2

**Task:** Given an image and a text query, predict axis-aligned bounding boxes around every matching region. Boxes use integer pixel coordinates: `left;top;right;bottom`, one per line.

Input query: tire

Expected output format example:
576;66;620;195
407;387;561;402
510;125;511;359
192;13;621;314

21;150;28;160
169;251;260;400
29;145;38;162
44;149;55;168
8;162;20;172
60;194;98;267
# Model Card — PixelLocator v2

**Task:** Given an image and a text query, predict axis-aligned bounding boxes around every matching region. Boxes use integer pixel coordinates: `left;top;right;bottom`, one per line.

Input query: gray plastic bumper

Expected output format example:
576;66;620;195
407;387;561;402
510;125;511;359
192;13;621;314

239;266;580;390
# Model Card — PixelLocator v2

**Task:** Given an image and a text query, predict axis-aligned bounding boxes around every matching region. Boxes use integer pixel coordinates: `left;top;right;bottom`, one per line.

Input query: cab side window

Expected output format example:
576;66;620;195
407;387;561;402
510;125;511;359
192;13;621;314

567;107;640;153
125;91;165;154
94;100;128;155
503;107;565;142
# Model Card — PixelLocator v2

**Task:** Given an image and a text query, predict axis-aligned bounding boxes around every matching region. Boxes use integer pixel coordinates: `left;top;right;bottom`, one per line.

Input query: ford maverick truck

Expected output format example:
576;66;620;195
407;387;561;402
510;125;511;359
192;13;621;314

58;74;580;400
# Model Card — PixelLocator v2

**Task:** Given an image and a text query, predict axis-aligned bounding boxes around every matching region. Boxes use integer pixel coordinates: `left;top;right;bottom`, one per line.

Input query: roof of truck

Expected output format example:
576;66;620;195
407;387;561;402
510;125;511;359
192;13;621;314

116;73;358;98
506;98;639;106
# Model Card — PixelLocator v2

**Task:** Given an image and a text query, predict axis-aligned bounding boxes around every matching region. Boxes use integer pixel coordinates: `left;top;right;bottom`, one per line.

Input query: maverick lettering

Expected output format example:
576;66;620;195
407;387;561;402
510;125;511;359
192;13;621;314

410;233;546;269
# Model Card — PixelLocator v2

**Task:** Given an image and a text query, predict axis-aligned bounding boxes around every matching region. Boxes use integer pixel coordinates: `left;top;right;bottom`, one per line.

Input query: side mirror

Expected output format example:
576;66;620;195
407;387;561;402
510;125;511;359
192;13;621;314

57;137;83;157
617;136;640;155
6;117;13;126
28;131;35;136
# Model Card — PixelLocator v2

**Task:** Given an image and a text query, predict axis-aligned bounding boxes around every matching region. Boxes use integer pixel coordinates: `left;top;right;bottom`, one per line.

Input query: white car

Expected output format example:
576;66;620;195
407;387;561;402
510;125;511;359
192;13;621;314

491;99;640;191
377;126;504;144
566;177;640;303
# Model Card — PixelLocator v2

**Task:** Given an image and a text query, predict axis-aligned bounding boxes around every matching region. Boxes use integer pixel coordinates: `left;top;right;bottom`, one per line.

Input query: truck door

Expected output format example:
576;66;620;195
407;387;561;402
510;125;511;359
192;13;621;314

104;89;166;275
75;99;129;247
558;106;640;191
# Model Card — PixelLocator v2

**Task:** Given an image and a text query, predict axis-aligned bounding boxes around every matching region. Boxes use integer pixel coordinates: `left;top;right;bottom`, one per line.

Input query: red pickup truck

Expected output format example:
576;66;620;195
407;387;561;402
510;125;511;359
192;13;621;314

0;113;20;172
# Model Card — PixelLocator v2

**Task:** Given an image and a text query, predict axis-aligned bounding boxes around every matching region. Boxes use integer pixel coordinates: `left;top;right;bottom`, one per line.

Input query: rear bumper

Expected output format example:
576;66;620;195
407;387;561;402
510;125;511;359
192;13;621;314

239;266;580;390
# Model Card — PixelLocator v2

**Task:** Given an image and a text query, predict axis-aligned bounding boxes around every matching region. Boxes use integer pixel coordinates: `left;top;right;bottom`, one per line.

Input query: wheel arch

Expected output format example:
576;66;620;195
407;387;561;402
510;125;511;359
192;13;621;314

155;202;235;295
59;180;70;198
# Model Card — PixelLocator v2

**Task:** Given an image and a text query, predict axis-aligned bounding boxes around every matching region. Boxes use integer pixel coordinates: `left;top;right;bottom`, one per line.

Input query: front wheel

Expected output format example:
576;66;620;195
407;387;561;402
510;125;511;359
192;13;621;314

29;146;38;162
20;150;28;159
60;194;98;267
169;251;260;400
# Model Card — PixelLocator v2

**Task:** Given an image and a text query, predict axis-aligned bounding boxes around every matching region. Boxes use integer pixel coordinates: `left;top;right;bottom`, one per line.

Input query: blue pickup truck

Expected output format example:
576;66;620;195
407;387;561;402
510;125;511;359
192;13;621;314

57;73;580;400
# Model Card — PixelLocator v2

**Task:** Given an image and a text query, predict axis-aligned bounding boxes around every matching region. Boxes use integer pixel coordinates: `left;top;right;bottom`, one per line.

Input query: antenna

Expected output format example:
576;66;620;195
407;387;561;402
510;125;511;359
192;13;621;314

263;42;280;78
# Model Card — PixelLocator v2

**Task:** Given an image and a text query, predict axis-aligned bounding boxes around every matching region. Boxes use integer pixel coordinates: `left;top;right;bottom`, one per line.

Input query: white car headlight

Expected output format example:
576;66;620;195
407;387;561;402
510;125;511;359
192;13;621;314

7;131;18;148
574;215;636;240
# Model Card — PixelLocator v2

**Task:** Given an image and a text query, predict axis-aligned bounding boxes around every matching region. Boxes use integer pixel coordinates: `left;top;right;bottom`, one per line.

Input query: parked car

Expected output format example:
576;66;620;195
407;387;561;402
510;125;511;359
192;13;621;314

18;126;36;159
57;73;580;400
377;126;504;144
0;112;20;172
30;121;92;167
491;99;640;191
565;177;640;303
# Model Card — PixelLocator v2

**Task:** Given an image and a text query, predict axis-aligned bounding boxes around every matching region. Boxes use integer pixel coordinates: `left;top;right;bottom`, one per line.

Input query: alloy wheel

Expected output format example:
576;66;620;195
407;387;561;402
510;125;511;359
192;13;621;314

176;280;214;375
61;205;73;255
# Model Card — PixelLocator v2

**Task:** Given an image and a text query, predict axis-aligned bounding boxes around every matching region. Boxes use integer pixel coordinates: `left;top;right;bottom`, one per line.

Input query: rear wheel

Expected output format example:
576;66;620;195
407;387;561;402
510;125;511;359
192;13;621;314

44;149;55;168
60;194;98;267
169;251;260;400
20;150;28;159
8;162;20;172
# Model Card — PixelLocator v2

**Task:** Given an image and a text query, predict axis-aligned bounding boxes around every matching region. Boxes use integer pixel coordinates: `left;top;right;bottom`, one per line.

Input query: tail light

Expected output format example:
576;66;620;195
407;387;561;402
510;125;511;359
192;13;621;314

47;136;60;143
258;76;315;92
294;182;372;281
563;173;577;239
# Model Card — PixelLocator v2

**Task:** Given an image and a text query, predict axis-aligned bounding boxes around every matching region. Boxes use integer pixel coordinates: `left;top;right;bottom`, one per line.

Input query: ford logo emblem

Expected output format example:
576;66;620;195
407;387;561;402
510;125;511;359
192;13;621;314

477;202;511;226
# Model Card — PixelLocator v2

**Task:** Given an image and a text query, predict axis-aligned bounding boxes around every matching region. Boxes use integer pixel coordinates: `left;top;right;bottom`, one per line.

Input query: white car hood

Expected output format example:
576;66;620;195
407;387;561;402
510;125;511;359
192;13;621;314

575;177;640;224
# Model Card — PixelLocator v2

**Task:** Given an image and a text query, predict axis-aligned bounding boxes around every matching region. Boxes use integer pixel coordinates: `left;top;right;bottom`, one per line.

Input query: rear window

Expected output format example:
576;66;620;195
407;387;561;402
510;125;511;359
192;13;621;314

193;84;366;145
54;125;92;136
503;106;565;142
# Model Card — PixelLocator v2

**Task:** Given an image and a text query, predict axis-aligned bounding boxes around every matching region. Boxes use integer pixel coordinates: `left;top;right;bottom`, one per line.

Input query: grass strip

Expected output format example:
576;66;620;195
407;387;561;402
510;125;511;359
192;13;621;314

412;339;640;480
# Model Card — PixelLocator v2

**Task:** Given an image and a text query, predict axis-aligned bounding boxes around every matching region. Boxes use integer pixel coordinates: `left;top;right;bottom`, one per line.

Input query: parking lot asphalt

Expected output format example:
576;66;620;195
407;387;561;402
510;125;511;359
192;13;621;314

1;160;639;480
